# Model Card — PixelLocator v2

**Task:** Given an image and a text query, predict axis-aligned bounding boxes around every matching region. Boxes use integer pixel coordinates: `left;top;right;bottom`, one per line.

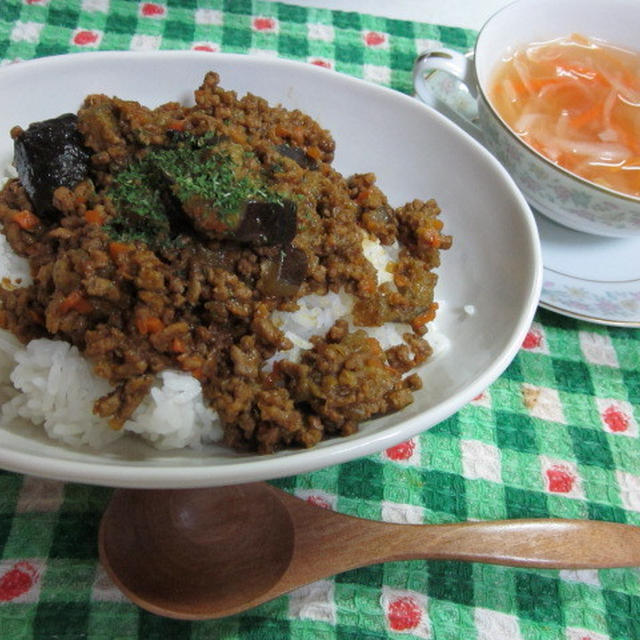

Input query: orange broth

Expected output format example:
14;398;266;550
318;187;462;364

488;33;640;197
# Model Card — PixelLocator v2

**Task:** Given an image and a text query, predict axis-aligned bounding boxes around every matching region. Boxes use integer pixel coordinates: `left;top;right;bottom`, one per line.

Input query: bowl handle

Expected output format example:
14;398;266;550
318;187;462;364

413;49;484;141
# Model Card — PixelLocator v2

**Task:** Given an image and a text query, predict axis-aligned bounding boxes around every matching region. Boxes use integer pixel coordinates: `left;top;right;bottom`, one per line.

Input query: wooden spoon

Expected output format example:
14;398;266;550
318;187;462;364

99;482;640;620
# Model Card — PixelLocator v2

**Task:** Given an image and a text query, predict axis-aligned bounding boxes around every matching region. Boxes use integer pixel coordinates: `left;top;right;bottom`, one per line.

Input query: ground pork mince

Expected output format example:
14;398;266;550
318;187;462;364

0;72;451;454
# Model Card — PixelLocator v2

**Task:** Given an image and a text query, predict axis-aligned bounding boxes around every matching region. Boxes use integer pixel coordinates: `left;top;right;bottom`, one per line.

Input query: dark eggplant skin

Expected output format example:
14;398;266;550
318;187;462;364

234;199;297;246
275;144;318;170
13;113;91;218
277;246;307;286
259;246;308;297
170;194;297;246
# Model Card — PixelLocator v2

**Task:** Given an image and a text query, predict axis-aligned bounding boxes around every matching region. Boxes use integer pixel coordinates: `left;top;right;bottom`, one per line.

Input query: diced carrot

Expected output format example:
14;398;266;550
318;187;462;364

108;241;132;260
359;277;376;295
365;337;383;354
306;145;322;160
136;316;164;335
168;119;185;132
291;126;305;145
170;337;186;353
84;208;105;225
190;368;204;380
419;227;442;248
59;290;92;314
59;291;81;313
74;298;93;314
274;124;305;144
12;210;39;230
146;317;164;333
177;354;204;372
135;317;148;334
393;273;410;288
410;303;438;332
355;189;371;205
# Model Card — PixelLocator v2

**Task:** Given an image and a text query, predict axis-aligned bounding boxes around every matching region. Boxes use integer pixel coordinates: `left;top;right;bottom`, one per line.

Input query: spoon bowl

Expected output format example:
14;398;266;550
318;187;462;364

100;485;295;617
100;482;640;620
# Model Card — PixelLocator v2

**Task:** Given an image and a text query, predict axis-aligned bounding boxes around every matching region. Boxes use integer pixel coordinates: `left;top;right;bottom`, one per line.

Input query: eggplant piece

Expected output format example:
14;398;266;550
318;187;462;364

234;200;297;246
275;144;318;170
108;144;298;247
259;247;308;297
149;148;297;245
172;192;242;238
13;113;91;218
175;191;297;246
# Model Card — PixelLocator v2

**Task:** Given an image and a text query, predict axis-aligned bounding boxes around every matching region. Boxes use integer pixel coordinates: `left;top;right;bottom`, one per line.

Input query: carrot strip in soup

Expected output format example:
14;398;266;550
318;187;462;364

489;34;640;198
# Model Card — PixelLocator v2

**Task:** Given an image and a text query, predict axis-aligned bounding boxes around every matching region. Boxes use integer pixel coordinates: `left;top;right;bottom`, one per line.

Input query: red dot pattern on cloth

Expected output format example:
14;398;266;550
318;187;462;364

364;31;386;47
141;3;165;17
386;439;415;461
306;495;331;509
522;328;543;349
387;596;422;631
0;562;38;602
546;466;575;493
310;58;332;68
603;405;630;433
73;30;99;46
253;17;276;32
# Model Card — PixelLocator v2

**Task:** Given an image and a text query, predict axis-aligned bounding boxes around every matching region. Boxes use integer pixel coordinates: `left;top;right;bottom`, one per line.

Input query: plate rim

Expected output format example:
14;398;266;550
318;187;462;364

0;50;543;487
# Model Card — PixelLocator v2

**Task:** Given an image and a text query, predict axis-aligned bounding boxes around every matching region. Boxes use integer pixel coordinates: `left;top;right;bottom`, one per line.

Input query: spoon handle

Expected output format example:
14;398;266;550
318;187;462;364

274;486;640;592
349;518;640;569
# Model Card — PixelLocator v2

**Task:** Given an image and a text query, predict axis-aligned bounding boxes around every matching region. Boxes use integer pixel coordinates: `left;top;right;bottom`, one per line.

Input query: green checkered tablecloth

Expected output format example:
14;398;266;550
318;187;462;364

0;1;639;639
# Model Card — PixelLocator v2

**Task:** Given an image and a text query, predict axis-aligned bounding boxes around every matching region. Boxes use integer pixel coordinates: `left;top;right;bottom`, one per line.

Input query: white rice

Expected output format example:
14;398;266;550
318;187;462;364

361;234;396;285
0;228;448;451
0;330;22;405
1;338;221;449
0;232;32;287
125;370;221;449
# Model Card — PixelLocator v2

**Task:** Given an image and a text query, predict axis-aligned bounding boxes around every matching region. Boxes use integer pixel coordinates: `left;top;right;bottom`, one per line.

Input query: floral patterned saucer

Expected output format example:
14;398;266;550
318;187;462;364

534;210;640;327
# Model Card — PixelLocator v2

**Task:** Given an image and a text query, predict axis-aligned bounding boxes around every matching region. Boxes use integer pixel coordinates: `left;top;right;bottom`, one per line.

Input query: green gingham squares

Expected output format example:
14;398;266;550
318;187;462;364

0;0;475;94
0;1;639;638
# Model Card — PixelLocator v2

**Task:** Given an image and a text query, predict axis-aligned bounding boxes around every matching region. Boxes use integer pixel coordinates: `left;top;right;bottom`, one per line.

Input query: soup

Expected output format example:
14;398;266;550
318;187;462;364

489;33;640;198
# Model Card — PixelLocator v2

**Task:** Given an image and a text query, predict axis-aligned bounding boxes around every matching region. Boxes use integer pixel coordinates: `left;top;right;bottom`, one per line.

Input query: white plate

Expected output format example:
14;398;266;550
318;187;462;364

536;210;640;327
0;51;542;488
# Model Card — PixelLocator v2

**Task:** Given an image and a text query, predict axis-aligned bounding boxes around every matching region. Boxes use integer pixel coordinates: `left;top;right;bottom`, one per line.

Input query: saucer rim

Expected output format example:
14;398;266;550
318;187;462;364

537;215;640;328
538;297;640;328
